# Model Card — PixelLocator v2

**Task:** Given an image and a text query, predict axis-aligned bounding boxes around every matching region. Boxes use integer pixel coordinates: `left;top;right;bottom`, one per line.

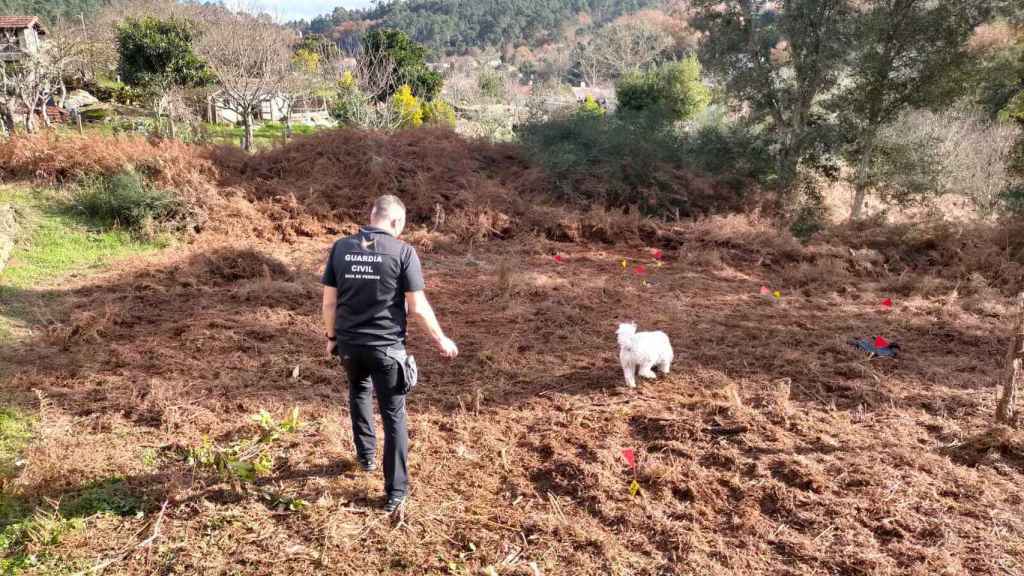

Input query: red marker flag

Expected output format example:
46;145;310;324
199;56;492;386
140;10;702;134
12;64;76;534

760;286;771;296
882;298;893;309
622;448;636;469
875;336;891;349
553;255;563;263
652;249;663;260
634;265;646;275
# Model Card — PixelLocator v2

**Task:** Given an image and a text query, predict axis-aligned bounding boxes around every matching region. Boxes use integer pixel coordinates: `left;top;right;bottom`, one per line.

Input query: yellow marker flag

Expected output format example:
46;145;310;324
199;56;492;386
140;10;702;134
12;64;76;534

629;479;640;497
621;259;628;269
773;291;782;300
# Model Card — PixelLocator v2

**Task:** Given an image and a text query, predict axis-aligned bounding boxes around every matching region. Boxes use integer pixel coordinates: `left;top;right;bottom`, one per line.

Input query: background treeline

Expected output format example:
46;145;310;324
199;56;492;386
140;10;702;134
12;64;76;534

296;0;661;54
0;0;106;24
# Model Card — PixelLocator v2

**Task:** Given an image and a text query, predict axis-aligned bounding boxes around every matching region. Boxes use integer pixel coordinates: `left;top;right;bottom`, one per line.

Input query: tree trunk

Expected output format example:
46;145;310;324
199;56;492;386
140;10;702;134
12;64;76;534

1;98;14;137
169;116;177;140
0;100;10;137
24;96;37;133
775;137;800;198
850;134;877;221
243;110;254;152
153;103;162;138
996;292;1024;424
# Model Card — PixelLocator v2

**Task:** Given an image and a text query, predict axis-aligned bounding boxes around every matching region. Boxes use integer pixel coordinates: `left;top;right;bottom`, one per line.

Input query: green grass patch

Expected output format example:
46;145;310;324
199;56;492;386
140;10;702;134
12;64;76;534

0;477;146;574
0;186;168;341
59;478;144;519
0;408;32;480
0;505;87;575
0;187;166;290
0;476;145;575
201;121;320;148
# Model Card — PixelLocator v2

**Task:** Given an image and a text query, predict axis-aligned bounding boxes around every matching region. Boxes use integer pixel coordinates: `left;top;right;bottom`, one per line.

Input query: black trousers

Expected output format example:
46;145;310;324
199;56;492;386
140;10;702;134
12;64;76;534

338;344;409;498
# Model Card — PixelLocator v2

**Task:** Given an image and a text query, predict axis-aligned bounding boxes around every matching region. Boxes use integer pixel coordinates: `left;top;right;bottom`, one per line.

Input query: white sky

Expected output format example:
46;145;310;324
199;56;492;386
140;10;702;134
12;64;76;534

254;0;374;21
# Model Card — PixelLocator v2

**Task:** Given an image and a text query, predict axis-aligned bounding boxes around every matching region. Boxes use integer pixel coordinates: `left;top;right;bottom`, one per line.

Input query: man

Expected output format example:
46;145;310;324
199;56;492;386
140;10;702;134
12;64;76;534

321;195;458;513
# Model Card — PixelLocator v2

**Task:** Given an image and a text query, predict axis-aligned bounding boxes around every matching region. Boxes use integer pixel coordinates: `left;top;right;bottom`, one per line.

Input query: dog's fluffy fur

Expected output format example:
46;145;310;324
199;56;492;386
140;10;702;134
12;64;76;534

617;323;673;388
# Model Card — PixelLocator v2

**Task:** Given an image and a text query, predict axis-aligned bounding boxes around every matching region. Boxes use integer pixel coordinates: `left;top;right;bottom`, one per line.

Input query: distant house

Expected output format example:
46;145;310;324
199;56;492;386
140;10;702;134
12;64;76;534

210;91;329;125
570;85;614;104
212;92;290;124
0;16;47;63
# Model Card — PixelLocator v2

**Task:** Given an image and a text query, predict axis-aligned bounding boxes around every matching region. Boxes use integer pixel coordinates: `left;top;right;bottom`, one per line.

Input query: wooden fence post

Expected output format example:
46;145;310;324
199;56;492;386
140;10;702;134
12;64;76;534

996;292;1024;424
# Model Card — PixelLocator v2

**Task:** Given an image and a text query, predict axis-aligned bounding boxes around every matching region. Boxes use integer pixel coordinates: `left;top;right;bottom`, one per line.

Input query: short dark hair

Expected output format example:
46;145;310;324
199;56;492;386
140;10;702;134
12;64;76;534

371;195;406;222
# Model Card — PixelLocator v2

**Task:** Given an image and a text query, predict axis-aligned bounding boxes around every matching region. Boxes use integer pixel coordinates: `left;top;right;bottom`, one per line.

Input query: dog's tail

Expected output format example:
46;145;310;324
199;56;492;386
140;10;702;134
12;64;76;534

617;323;637;348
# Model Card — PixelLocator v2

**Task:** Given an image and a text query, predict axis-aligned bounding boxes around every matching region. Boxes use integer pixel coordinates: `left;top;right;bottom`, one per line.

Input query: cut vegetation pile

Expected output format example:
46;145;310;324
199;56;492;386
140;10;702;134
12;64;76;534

1;129;1023;574
219;127;549;241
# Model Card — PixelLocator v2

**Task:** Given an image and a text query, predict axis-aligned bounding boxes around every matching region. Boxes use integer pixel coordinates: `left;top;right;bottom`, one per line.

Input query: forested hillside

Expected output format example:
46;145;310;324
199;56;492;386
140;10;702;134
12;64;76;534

298;0;661;54
0;0;106;24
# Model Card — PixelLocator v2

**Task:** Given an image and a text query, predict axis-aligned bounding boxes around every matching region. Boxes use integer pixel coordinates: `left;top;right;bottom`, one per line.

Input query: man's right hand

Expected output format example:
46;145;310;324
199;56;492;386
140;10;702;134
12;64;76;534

438;337;459;359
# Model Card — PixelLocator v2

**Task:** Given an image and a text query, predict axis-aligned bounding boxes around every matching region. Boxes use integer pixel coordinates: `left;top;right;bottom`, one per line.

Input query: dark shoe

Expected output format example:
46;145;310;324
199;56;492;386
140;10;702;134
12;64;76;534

384;495;406;513
358;457;376;472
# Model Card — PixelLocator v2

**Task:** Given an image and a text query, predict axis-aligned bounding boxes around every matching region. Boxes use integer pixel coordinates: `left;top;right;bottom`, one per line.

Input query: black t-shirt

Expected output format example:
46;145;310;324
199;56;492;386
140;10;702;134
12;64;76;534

321;227;425;347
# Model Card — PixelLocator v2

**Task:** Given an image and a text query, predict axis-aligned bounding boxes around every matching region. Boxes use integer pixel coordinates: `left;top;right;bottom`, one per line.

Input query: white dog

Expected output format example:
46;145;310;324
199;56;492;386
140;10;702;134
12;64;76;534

617;323;673;388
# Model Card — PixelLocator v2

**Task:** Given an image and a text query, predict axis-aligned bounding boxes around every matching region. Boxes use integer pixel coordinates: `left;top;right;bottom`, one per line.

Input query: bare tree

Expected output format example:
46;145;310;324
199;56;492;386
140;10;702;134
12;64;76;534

334;43;407;131
0;67;19;136
195;10;294;151
572;43;605;87
866;110;1021;216
277;49;340;139
575;20;673;82
42;20;90;108
160;86;199;140
1;51;56;133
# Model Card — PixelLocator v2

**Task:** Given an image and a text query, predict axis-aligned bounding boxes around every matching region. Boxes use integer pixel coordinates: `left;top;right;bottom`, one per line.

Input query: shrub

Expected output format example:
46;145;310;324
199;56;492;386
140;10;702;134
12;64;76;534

478;69;507;100
330;83;371;127
71;170;187;234
89;81;145;107
616;72;661;114
362;29;443;101
518;110;764;217
616;57;710;122
576;96;606;119
393;84;423;128
679;114;775;183
1002;181;1024;214
338;69;357;91
79;106;115;122
422;99;457;128
116;17;213;91
187;408;301;490
788;179;827;241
